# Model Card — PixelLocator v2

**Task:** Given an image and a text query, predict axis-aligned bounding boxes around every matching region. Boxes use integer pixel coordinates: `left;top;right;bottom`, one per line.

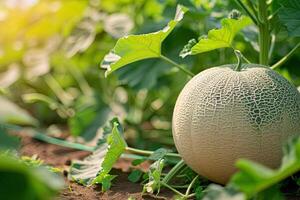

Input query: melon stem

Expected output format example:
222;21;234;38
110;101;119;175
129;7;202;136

234;50;243;71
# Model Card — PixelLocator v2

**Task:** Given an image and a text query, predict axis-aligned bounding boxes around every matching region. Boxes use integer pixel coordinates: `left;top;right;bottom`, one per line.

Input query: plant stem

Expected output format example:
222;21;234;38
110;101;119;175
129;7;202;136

187;193;196;198
3;124;96;152
232;48;251;64
22;93;60;110
234;50;243;71
22;93;72;118
31;131;96;151
258;0;270;65
170;185;190;189
266;0;273;6
268;34;276;60
121;153;148;160
268;8;280;21
3;124;181;160
185;175;199;196
251;164;300;197
246;0;258;17
160;182;186;197
44;74;74;106
162;159;186;184
125;147;181;158
234;0;258;25
66;63;93;97
27;128;179;159
271;42;300;70
160;55;195;77
241;54;251;64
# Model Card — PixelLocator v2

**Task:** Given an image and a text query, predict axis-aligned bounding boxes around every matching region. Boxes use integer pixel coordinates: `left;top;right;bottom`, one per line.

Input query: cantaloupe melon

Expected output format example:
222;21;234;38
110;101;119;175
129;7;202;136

172;64;300;184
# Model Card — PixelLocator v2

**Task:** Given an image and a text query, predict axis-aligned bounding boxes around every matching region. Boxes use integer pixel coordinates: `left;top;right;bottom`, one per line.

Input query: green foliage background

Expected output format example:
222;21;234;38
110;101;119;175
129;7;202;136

1;0;299;149
0;0;300;199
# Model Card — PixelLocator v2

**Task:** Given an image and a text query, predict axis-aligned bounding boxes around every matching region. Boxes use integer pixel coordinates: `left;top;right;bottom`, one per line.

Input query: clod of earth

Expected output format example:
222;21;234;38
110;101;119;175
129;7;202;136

172;64;300;184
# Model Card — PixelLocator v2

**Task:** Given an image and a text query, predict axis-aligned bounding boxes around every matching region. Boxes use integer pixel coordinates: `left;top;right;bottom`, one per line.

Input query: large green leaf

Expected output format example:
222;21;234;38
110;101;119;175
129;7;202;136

180;16;252;57
116;59;171;90
101;5;187;77
278;0;300;37
230;137;300;198
69;119;127;191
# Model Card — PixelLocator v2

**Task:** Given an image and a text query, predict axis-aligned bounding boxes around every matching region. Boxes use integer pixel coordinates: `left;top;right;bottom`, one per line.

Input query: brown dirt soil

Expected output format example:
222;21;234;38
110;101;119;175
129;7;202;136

19;135;174;200
19;135;300;200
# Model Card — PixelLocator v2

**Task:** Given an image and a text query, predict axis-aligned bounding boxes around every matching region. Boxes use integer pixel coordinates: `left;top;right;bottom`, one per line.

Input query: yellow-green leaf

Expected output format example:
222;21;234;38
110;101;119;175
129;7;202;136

101;5;188;77
181;16;252;57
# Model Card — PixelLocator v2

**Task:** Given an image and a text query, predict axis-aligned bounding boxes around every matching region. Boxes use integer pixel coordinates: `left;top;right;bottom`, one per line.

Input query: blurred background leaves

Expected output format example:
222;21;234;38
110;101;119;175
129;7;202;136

0;0;299;199
0;0;299;149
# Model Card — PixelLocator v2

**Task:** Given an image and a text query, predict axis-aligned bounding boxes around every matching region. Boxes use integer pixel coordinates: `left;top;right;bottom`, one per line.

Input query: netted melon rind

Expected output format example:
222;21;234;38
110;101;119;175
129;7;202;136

172;64;300;184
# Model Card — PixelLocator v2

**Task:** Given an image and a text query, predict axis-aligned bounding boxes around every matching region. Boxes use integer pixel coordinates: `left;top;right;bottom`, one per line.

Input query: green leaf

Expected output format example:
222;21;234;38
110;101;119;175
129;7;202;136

101;174;117;192
128;170;143;183
69;120;127;191
68;144;109;185
179;38;197;58
0;153;64;200
104;13;134;38
254;185;284;200
0;96;38;126
101;5;188;77
148;148;171;161
0;126;20;151
93;122;127;183
195;186;205;200
102;118;123;139
278;0;300;37
143;159;164;194
132;159;146;166
230;136;300;198
68;96;110;140
242;26;259;52
21;155;62;173
116;59;170;90
202;184;245;200
63;15;97;57
181;16;252;57
130;148;170;167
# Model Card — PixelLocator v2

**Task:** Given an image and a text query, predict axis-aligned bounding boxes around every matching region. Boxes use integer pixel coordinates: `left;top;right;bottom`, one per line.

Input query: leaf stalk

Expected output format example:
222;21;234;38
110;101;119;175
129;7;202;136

160;55;195;77
271;42;300;70
125;147;181;158
258;0;270;65
162;159;186;184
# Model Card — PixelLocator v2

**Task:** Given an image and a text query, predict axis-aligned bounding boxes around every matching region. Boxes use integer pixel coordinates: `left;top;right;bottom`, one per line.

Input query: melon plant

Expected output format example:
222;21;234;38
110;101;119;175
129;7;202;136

100;0;300;198
172;63;300;184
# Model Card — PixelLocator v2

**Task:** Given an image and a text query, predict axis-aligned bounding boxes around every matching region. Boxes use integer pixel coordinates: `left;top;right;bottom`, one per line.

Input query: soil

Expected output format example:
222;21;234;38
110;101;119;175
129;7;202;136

19;135;174;200
19;135;300;200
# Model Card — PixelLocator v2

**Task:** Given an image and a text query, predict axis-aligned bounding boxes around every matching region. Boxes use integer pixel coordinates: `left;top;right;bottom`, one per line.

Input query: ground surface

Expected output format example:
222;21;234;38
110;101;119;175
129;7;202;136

19;135;300;200
20;135;174;200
